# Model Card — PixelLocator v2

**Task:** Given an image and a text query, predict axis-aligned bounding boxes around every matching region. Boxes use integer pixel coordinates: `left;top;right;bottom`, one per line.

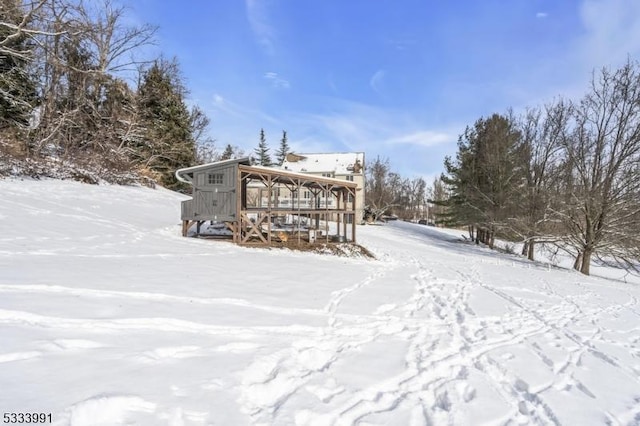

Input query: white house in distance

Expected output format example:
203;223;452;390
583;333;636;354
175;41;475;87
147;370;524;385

280;152;365;223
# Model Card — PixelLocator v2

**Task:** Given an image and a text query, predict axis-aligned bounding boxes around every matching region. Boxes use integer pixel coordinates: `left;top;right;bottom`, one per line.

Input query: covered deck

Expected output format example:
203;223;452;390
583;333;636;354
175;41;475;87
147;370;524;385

232;164;358;245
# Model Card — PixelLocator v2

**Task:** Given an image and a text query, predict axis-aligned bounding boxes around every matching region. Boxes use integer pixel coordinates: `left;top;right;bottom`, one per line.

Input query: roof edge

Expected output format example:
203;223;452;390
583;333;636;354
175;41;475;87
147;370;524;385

175;157;252;184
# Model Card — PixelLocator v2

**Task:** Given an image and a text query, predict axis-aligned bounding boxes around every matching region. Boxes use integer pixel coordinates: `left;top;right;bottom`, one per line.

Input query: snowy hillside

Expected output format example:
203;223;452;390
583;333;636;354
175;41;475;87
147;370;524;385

1;179;639;426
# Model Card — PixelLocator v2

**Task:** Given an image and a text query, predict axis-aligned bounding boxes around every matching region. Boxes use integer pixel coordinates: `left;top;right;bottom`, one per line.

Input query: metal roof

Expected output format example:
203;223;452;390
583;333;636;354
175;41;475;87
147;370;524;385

241;164;358;189
176;158;357;190
175;157;252;183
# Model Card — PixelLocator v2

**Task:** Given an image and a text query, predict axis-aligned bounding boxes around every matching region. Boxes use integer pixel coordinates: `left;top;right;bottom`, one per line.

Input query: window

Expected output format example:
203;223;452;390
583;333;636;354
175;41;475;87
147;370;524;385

322;172;333;178
303;191;310;199
345;175;354;181
208;173;224;185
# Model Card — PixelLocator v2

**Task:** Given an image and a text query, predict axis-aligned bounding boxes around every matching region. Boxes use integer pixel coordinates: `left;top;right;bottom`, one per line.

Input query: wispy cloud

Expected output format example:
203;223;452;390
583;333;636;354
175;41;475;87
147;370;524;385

203;93;461;177
264;72;290;89
246;0;276;55
291;99;460;176
385;130;454;147
210;93;242;118
384;37;417;51
577;0;640;69
369;70;386;94
208;92;279;130
536;12;548;18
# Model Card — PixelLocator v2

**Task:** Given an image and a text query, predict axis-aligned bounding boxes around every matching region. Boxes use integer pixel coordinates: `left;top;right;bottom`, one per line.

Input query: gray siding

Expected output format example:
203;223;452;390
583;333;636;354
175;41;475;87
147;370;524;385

187;164;238;221
181;199;194;220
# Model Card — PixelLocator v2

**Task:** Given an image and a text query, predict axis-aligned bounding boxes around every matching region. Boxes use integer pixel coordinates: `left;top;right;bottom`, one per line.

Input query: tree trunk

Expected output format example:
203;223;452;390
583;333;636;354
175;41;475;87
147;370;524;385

580;247;592;275
527;239;535;261
573;252;582;271
521;240;529;256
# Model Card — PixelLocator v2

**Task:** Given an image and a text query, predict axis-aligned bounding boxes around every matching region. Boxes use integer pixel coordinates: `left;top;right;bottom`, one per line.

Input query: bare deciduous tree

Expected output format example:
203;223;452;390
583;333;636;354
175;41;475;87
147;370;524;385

513;101;569;260
30;0;156;158
555;60;640;275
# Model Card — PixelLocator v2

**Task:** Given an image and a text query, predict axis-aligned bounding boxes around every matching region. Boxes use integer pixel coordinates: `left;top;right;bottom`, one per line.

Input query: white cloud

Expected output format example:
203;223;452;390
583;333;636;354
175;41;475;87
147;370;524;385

369;70;386;94
246;0;276;55
386;131;454;147
536;12;548;18
213;94;225;105
264;72;290;89
577;0;640;69
289;99;460;177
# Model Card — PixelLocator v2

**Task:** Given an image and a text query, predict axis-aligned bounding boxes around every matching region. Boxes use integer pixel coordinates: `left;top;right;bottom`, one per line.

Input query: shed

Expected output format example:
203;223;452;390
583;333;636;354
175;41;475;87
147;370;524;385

176;158;248;223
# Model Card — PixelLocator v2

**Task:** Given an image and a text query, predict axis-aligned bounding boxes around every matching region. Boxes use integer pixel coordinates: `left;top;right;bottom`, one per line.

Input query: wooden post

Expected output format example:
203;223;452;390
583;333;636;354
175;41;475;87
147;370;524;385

236;166;243;244
336;189;341;238
352;189;357;243
342;190;347;240
324;185;329;243
267;174;272;245
297;181;302;245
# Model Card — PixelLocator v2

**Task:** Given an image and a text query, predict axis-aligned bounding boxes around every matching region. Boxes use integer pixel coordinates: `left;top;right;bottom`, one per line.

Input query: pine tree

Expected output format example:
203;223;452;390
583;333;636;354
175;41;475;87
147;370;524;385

0;0;38;131
275;130;291;165
254;128;273;166
220;144;235;160
441;114;526;247
137;58;196;188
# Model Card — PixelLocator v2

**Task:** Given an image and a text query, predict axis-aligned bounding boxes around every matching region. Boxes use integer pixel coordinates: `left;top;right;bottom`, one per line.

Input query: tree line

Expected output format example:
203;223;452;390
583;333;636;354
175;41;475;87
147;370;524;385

364;156;434;222
0;0;215;188
439;60;640;275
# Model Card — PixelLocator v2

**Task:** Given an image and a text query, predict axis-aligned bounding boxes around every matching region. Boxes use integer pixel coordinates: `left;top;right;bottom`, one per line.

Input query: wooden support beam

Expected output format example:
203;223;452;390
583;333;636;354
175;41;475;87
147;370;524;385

182;220;192;237
225;221;237;243
240;212;268;244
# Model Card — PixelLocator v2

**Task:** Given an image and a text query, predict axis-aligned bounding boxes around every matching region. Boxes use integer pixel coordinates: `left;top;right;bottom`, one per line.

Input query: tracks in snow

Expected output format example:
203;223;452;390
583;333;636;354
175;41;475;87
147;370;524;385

3;229;640;424
237;256;485;424
237;252;640;425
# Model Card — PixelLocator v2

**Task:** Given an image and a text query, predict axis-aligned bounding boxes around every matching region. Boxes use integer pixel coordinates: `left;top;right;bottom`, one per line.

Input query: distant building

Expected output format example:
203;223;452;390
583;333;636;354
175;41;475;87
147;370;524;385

281;152;365;223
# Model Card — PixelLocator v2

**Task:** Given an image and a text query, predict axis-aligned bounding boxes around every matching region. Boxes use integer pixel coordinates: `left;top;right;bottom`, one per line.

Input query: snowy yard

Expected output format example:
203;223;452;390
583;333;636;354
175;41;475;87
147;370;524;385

0;179;639;426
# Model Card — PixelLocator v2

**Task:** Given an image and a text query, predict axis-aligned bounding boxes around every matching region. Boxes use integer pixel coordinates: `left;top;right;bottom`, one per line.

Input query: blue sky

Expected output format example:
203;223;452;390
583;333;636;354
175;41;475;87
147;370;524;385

125;0;640;182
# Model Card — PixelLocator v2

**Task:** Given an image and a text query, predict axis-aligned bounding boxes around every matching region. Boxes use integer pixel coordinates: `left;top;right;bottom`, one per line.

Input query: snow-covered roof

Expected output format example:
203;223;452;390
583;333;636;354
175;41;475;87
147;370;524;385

175;157;357;188
281;152;364;175
242;164;358;188
175;157;251;183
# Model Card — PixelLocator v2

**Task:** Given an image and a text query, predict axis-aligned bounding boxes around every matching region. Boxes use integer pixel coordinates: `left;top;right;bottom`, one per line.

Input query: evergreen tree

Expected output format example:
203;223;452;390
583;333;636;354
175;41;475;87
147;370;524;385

253;128;273;166
441;114;526;247
0;0;38;131
137;58;196;188
220;144;235;160
275;130;291;165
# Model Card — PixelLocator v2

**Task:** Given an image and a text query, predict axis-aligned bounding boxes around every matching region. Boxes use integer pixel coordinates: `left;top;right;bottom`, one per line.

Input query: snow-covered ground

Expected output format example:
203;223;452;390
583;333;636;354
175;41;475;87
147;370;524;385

1;179;639;426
